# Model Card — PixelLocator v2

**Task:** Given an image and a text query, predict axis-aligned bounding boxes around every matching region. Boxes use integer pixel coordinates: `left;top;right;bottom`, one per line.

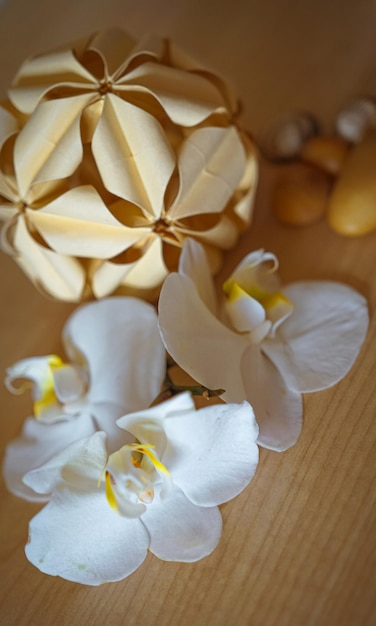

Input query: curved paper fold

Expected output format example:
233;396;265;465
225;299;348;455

119;62;227;126
116;236;169;290
0;104;19;147
9;49;97;113
85;28;135;78
92;95;175;217
166;40;239;113
170;126;247;220
14;95;92;197
28;186;149;258
13;217;85;301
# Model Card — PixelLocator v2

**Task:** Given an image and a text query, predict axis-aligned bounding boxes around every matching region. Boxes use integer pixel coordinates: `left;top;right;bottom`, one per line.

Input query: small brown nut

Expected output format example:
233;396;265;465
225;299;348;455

301;134;350;176
273;162;331;226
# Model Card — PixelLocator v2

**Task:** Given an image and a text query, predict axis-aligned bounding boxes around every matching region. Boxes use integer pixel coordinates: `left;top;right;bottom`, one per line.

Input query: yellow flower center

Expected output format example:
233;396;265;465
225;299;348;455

33;355;65;419
105;444;170;513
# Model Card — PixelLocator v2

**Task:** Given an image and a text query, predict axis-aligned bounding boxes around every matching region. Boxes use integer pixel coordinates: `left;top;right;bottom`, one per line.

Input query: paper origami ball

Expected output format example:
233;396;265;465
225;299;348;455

0;29;258;301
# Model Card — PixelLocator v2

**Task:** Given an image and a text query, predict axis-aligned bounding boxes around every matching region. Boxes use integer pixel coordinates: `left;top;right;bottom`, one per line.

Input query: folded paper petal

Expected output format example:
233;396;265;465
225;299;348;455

0;104;19;147
28;186;149;258
92;94;175;217
9;48;97;113
13;216;85;301
2;31;257;301
263;281;369;392
119;62;227;126
112;236;169;291
14;95;92;197
170;126;246;220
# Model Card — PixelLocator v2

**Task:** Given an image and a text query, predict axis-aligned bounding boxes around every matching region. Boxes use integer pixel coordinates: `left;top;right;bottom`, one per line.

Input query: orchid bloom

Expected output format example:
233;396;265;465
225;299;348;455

158;239;369;451
22;393;258;585
4;297;165;500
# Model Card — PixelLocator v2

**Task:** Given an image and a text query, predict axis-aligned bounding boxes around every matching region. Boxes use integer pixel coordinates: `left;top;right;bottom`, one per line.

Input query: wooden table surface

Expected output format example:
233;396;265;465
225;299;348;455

0;1;375;625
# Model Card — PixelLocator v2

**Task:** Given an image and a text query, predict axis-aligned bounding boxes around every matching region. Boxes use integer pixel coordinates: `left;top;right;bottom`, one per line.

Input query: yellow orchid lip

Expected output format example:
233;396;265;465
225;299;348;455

127;443;170;477
105;471;118;512
33;355;65;419
223;279;291;312
104;443;170;513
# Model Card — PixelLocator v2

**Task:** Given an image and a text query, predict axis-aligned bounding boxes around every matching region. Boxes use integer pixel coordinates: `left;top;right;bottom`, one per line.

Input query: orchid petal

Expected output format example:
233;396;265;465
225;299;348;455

28;186;148;258
23;432;107;495
88;402;133;453
25;487;149;585
178;238;217;315
117;393;195;459
63;297;165;410
170;126;246;220
92;94;175;217
224;283;266;333
241;345;302;451
52;364;87;404
263;281;369;393
159;273;248;400
3;414;96;501
5;355;59;401
163;402;258;506
143;485;222;562
224;250;281;296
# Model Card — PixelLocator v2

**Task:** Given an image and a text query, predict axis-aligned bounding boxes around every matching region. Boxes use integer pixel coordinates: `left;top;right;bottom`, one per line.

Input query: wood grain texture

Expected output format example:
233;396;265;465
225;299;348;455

0;2;375;625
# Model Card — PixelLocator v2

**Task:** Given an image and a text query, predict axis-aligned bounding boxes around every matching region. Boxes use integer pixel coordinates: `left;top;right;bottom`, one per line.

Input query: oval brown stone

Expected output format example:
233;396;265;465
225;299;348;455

272;162;331;226
327;130;376;236
301;135;350;176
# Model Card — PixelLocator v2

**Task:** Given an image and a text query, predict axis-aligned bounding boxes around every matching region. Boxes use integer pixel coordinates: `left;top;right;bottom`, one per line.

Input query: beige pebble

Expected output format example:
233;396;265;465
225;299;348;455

301;135;350;176
273;162;331;226
260;112;318;161
336;98;376;143
327;130;376;236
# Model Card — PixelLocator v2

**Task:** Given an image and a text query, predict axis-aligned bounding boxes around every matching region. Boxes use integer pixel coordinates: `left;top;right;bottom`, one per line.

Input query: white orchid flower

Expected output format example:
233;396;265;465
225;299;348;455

4;297;165;500
158;239;369;451
23;393;258;585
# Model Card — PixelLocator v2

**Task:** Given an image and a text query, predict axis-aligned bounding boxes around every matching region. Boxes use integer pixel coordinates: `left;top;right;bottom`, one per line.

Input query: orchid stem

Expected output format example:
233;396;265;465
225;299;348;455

149;364;225;407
